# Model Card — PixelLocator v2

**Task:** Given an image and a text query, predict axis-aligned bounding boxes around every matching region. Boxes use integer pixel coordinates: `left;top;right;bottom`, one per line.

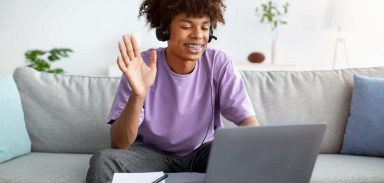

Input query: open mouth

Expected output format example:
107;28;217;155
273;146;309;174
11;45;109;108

184;44;204;54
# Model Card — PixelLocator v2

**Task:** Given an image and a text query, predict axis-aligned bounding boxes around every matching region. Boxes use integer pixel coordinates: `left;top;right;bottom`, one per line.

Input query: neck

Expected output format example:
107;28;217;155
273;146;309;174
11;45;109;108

165;48;196;75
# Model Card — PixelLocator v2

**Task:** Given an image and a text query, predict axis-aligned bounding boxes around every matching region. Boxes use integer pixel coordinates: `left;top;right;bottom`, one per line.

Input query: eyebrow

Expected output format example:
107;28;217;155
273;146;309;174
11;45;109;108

179;19;210;25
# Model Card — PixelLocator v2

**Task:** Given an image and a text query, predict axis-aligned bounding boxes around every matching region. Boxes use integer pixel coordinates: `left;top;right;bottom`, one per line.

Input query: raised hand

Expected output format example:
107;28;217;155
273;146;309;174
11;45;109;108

117;35;157;98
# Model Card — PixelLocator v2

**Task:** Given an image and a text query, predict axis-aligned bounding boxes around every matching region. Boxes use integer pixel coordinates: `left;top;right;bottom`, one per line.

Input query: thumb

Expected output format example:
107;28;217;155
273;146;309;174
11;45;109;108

149;49;157;69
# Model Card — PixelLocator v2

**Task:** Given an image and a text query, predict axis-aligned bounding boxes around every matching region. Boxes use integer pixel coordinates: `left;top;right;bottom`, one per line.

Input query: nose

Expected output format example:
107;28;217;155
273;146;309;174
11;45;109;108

191;29;203;39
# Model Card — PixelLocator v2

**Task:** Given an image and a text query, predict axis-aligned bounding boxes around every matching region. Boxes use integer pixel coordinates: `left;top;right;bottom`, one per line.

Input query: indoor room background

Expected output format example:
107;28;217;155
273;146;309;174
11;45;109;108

1;0;383;76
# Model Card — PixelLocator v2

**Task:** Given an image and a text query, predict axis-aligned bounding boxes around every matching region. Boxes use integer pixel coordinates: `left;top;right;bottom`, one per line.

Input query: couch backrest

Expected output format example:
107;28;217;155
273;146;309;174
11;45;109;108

13;67;120;154
13;66;384;154
238;67;384;153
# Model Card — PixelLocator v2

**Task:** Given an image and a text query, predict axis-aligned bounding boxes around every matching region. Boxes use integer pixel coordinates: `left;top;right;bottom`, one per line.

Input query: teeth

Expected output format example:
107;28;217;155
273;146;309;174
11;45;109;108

185;44;201;49
185;44;202;53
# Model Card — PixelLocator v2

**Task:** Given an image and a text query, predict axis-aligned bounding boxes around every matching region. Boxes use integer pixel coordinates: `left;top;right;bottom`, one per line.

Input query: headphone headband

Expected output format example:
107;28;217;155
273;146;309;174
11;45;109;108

156;26;217;43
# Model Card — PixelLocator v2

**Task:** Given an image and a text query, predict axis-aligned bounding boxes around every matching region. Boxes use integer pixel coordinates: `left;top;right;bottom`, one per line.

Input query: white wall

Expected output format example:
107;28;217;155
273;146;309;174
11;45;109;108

1;0;384;76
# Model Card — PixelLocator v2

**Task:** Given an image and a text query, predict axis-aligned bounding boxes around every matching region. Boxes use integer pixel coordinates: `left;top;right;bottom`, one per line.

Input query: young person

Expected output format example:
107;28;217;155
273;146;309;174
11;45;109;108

86;0;258;182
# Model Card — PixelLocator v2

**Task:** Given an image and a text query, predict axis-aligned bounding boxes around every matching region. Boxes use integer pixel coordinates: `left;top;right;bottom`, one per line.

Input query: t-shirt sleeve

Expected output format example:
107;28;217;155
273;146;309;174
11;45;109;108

218;60;256;125
106;75;144;125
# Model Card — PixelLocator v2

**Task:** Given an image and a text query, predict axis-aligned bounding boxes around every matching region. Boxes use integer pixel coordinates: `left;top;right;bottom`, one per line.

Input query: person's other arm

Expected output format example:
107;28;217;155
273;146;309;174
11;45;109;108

218;59;259;128
110;35;157;149
238;116;259;127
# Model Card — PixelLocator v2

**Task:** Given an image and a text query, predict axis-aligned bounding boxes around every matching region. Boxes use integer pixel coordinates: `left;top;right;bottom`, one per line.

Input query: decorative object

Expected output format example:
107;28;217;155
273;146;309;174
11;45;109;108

324;0;364;69
341;74;384;157
324;0;353;69
25;48;73;74
0;75;31;163
255;1;289;64
247;52;266;63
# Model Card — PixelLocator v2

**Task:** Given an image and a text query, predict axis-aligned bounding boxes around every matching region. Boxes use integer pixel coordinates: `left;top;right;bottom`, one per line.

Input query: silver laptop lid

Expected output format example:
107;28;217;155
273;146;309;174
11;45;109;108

205;124;326;183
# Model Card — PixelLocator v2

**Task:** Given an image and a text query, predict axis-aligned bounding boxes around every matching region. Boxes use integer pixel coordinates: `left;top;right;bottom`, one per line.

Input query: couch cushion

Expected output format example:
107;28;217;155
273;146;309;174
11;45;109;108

239;67;384;153
1;153;382;183
0;75;31;163
311;154;384;183
0;152;91;183
341;74;384;156
13;67;120;153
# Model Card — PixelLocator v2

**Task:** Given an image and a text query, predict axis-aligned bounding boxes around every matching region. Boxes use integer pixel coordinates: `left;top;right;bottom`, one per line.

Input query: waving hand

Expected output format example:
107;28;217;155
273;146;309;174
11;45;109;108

117;35;157;98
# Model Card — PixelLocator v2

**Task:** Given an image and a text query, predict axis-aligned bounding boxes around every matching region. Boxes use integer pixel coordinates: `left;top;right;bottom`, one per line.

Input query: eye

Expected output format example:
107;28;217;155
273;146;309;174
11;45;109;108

202;27;209;31
180;23;192;29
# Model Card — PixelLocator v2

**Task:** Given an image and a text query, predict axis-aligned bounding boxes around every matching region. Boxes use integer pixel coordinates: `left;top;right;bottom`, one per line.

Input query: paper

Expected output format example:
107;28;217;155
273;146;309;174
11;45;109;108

111;171;166;183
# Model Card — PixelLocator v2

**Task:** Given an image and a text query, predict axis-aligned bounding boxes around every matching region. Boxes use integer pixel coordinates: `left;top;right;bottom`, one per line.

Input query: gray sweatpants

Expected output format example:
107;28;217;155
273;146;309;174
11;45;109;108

86;142;212;183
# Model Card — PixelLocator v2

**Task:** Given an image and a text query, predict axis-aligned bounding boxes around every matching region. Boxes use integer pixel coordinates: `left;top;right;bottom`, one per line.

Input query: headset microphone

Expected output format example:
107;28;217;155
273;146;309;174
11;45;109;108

208;35;217;42
208;29;217;43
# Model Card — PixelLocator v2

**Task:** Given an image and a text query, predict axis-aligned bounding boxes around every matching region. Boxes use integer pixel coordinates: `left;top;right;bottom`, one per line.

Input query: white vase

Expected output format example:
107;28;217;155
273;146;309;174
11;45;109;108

271;29;278;65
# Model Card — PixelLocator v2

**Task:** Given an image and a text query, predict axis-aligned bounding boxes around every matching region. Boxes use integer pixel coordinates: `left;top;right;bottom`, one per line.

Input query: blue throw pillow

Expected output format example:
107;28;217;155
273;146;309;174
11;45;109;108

0;75;31;163
341;74;384;156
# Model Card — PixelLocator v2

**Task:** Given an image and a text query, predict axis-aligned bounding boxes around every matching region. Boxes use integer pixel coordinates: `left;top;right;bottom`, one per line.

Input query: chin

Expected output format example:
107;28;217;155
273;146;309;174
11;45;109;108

182;53;203;62
182;48;206;61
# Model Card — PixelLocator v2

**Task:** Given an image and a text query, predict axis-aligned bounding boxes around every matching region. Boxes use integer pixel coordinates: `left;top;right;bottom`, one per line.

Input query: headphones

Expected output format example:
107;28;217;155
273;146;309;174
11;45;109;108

156;26;217;43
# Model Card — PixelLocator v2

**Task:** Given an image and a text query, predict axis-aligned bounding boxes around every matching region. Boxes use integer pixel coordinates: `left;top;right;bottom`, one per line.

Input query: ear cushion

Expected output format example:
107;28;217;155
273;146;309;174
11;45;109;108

156;27;170;42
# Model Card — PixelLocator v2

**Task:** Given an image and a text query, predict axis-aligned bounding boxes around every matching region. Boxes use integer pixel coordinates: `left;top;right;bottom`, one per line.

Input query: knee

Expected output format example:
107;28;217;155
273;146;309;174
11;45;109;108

89;149;115;167
87;149;118;183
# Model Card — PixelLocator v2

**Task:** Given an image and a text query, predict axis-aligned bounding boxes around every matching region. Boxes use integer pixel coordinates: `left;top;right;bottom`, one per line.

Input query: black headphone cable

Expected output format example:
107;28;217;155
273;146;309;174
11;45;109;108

189;57;215;172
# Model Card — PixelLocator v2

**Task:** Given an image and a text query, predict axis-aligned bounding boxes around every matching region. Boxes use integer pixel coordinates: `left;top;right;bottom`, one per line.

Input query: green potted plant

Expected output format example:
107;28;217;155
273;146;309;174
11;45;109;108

256;1;289;64
25;48;73;74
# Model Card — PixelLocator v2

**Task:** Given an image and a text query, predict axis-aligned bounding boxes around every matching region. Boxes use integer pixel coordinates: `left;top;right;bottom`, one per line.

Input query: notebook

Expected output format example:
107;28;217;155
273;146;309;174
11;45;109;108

111;171;166;183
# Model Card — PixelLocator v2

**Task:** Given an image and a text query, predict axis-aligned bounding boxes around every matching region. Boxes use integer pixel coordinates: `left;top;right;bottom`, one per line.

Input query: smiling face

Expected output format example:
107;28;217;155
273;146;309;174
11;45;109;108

166;13;211;70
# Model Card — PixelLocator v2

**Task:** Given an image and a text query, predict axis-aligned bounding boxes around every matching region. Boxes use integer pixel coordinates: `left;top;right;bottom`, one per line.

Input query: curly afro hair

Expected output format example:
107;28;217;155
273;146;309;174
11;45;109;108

138;0;226;29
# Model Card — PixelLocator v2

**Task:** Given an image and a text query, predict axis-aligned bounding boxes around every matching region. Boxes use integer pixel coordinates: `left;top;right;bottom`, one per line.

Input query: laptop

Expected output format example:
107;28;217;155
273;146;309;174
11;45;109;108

202;124;326;183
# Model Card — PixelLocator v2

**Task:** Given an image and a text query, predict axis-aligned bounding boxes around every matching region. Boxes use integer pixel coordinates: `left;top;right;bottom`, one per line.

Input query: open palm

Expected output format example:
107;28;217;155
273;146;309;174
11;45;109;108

117;35;157;98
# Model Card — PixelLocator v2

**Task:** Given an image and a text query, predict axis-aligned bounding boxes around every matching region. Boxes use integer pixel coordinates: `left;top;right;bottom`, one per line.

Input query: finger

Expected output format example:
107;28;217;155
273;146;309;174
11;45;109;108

123;35;135;60
117;56;127;72
130;35;141;58
149;49;157;69
118;41;130;65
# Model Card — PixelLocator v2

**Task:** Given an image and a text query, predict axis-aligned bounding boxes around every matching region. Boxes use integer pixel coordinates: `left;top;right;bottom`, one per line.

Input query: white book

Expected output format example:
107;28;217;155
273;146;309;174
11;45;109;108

111;171;166;183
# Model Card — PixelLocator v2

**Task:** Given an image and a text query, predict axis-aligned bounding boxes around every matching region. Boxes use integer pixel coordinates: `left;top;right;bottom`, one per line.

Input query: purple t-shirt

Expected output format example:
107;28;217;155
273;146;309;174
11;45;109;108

107;47;255;157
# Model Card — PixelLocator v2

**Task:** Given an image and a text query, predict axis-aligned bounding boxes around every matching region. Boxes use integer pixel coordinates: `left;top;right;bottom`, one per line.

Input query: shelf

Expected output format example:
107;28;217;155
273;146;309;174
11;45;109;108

235;63;296;71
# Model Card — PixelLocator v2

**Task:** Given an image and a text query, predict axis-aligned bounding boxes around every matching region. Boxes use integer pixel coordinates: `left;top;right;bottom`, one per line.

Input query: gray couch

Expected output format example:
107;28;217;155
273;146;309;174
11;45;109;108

1;67;384;183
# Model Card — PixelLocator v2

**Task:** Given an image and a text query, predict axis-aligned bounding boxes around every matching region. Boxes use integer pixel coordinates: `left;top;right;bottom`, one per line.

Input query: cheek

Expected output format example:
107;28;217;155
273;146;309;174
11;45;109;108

171;29;188;40
204;35;209;41
203;32;210;42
